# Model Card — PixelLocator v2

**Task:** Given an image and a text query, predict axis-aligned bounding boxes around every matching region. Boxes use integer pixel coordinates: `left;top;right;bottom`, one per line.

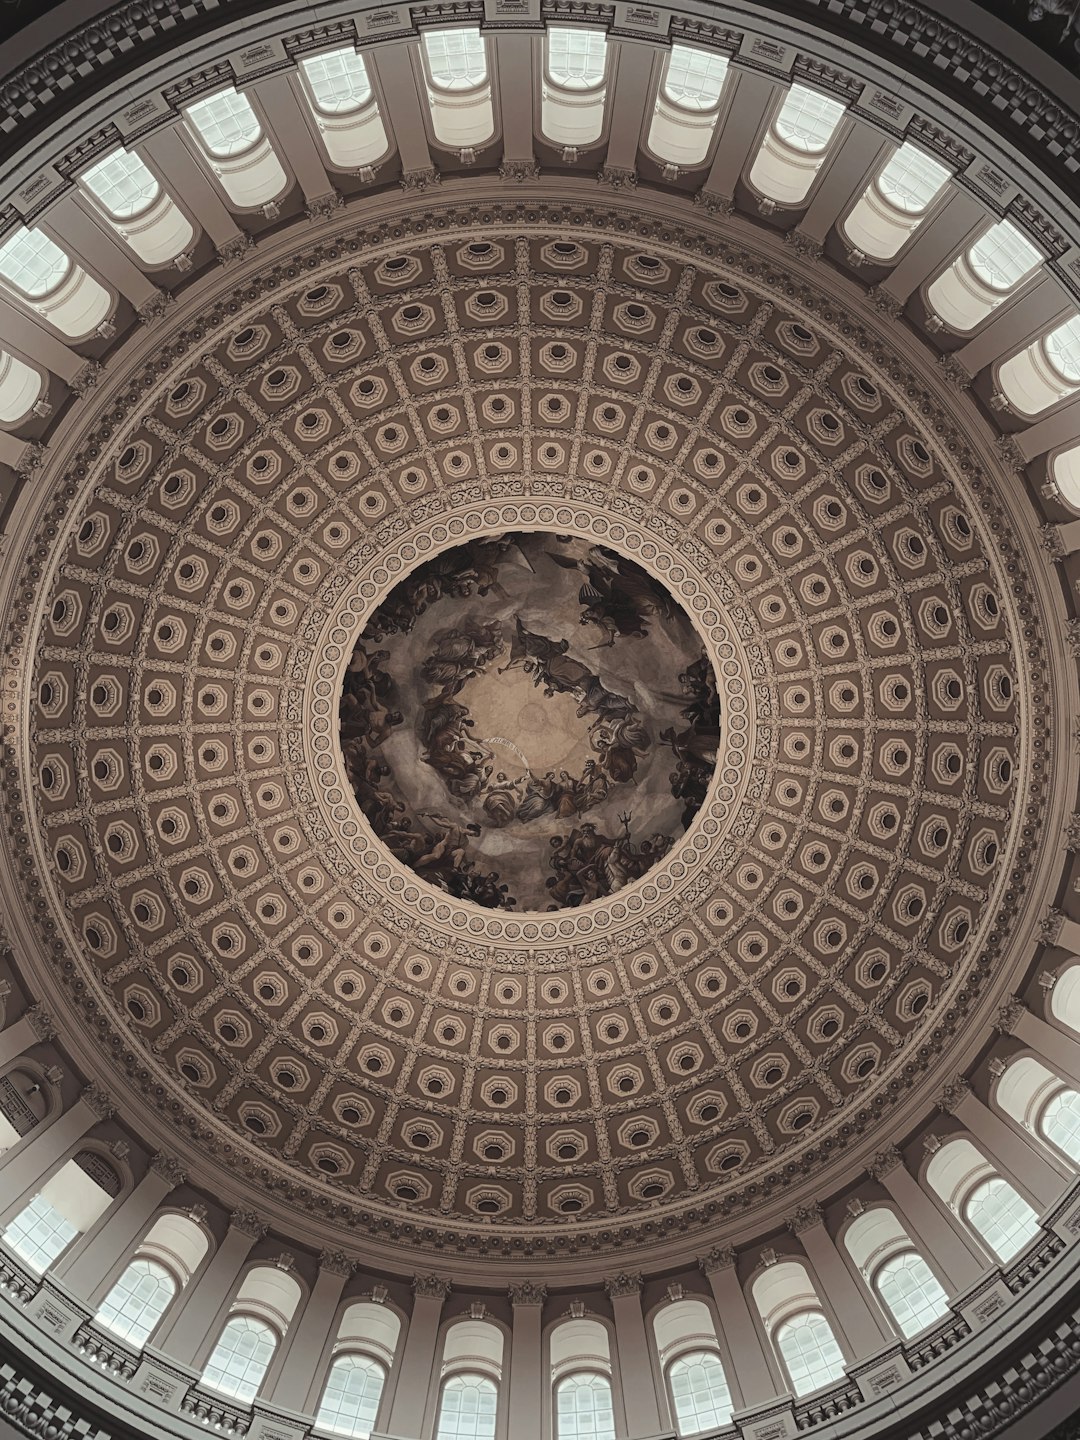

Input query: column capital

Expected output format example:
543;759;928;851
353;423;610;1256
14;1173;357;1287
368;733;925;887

1039;907;1065;946
786;1202;824;1235
412;1273;450;1300
25;1004;57;1041
867;1146;904;1181
936;1075;973;1113
319;1249;355;1278
228;1208;268;1240
604;1272;642;1300
509;1281;547;1306
698;1245;736;1275
994;996;1026;1034
81;1083;115;1119
150;1152;186;1187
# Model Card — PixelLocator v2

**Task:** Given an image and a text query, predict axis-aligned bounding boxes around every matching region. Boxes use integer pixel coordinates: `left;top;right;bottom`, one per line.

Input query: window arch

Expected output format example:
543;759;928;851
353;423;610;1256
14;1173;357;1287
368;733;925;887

555;1373;616;1440
183;88;288;209
774;1311;846;1396
299;49;389;170
997;311;1080;417
79;148;194;266
842;143;951;261
1051;963;1080;1033
202;1314;277;1401
1041;1088;1080;1163
963;1176;1039;1263
1052;443;1080;512
541;27;608;149
748;84;846;206
0;348;43;423
2;1152;119;1275
423;28;488;91
421;27;495;149
647;45;729;168
96;1258;176;1347
668;1351;732;1435
926;219;1043;333
872;1253;949;1338
316;1353;386;1438
0;227;112;338
435;1372;498;1440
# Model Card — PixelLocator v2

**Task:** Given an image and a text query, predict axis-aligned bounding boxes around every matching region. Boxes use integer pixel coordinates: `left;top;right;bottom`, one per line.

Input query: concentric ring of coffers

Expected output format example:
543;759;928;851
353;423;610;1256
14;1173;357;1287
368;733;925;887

24;222;1036;1234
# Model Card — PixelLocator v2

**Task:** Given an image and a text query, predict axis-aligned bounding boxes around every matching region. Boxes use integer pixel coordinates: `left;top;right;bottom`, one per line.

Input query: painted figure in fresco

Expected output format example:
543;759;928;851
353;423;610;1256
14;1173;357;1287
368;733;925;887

547;543;675;646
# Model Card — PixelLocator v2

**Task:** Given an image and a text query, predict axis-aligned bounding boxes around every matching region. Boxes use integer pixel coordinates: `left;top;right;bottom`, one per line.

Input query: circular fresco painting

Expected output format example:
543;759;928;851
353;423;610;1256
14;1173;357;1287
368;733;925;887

339;533;719;910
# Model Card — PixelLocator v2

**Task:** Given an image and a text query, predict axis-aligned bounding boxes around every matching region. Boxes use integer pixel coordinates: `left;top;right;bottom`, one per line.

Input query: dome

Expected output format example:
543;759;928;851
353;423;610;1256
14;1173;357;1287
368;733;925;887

0;1;1079;1438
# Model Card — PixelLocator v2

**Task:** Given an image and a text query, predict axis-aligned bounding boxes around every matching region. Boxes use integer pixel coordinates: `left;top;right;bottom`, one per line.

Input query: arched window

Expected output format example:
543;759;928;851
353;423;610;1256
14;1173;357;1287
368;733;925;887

1041;1088;1080;1163
79;147;194;266
542;27;608;149
1044;315;1080;385
0;227;70;296
301;49;373;113
873;1252;949;1338
423;28;488;91
435;1372;497;1440
555;1373;616;1440
1052;443;1080;511
925;219;1043;333
0;227;112;338
96;1258;177;1347
842;142;950;261
963;1176;1039;1262
315;1353;386;1438
875;144;950;214
0;349;43;425
668;1350;733;1434
647;45;729;168
202;1314;277;1401
185;89;262;157
998;311;1080;416
2;1153;119;1275
748;85;846;206
81;149;160;218
774;1311;846;1396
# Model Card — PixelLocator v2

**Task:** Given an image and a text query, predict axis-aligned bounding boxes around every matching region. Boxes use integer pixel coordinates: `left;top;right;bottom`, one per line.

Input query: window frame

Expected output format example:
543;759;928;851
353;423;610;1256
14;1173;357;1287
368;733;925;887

553;1369;617;1440
870;1249;949;1339
544;25;608;94
300;47;376;117
95;1255;179;1348
664;1346;734;1436
184;88;265;159
421;26;490;96
314;1348;388;1438
201;1311;280;1403
773;1307;847;1397
433;1368;500;1440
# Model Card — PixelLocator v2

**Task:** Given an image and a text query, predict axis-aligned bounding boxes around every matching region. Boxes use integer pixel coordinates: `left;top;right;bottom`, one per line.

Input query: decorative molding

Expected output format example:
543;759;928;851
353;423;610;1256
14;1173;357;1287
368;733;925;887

306;192;343;222
499;159;540;181
783;228;823;260
509;1281;547;1305
24;1004;57;1041
787;1202;824;1234
699;1245;736;1274
412;1273;450;1299
1040;908;1066;946
228;1209;268;1240
319;1249;354;1277
993;997;1025;1034
597;164;637;189
936;1076;973;1113
149;1152;186;1187
400;166;441;191
80;1084;115;1120
604;1272;642;1299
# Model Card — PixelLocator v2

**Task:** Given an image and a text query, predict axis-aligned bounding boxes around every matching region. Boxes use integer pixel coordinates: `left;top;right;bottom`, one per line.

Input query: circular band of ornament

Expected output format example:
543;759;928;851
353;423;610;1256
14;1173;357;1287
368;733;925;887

304;503;755;944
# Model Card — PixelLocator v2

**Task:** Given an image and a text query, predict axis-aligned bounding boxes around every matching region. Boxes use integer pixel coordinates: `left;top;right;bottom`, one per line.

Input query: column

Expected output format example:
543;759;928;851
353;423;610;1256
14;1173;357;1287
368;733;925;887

1014;393;1080;464
955;274;1072;376
0;293;91;385
383;1275;448;1438
699;1249;776;1407
139;128;243;254
250;73;336;210
492;32;537;178
0;1085;110;1223
793;124;893;249
52;1153;184;1298
268;1250;353;1409
0;1003;56;1069
876;188;989;305
367;45;437;182
42;196;160;310
605;1274;664;1438
507;1283;545;1440
157;1211;266;1366
1002;997;1080;1089
940;1076;1067;1210
788;1204;889;1357
699;68;784;206
600;42;654;184
868;1147;985;1292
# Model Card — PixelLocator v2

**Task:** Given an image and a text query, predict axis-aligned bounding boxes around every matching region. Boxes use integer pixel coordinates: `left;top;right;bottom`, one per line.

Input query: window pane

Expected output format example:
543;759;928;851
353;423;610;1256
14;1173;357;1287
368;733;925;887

555;1373;616;1440
669;1350;732;1434
435;1373;497;1440
964;1176;1039;1262
185;90;262;157
773;84;845;154
423;29;488;91
968;220;1042;292
202;1315;276;1401
316;1353;386;1438
0;228;71;298
1044;315;1080;384
663;46;728;111
2;1193;78;1273
874;1252;948;1338
302;49;373;114
81;149;161;219
1042;1088;1080;1163
96;1258;176;1347
874;143;950;215
775;1311;846;1396
547;28;607;90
